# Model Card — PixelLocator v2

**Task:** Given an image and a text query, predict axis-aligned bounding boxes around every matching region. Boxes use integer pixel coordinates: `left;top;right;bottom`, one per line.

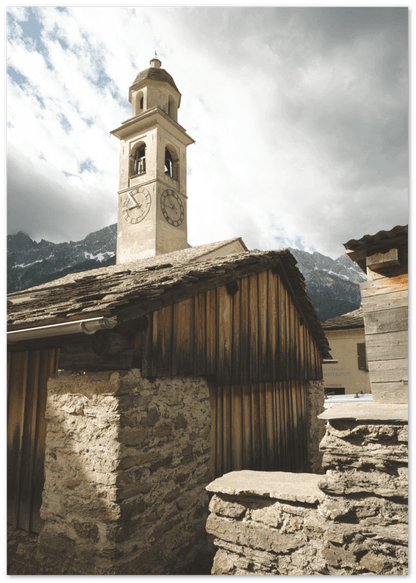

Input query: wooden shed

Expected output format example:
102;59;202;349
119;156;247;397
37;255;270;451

344;225;408;403
7;243;330;537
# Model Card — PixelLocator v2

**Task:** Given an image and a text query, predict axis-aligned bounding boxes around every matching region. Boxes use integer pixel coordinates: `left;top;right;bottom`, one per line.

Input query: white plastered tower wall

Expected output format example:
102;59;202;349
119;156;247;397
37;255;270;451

111;58;195;263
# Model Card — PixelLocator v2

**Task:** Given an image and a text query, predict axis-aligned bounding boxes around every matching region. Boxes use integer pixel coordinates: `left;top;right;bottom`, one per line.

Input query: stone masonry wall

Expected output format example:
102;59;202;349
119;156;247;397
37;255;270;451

306;380;325;473
206;405;408;575
36;369;212;575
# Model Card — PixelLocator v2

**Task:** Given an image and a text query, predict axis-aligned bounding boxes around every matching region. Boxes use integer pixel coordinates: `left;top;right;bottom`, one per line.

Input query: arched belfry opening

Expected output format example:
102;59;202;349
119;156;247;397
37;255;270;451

135;91;145;116
168;96;177;121
132;143;146;176
164;146;179;180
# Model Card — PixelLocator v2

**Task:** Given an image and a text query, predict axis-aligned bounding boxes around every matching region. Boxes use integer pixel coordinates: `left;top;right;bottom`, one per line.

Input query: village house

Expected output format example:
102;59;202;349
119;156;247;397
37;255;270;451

7;58;330;575
321;306;371;397
344;225;408;403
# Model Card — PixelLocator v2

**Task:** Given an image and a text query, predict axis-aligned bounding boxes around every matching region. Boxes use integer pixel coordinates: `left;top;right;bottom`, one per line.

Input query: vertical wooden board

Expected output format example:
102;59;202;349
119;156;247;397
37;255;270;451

242;384;252;469
315;343;323;380
267;270;278;381
151;309;159;376
231;283;241;386
7;351;11;401
300;380;308;467
279;381;290;471
251;384;261;470
258;383;267;470
290;380;300;470
30;349;57;534
7;351;28;527
239;277;250;384
222;385;232;474
217;286;233;386
215;385;223;478
142;313;154;377
205;289;217;376
288;296;296;381
278;278;287;381
154;305;173;377
265;382;275;469
231;385;243;470
249;274;259;383
272;382;282;469
299;321;305;381
194;293;207;375
172;298;194;376
18;351;41;531
258;271;269;382
293;308;302;381
209;384;217;481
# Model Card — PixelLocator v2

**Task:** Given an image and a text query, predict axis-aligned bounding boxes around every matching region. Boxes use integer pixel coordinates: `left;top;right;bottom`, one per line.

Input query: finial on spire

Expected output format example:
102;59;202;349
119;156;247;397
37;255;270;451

155;50;157;58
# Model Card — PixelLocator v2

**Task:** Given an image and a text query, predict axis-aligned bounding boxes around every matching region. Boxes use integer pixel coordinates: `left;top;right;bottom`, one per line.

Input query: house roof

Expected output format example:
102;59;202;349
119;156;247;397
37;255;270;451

7;241;331;358
344;224;408;251
321;306;364;330
344;225;408;271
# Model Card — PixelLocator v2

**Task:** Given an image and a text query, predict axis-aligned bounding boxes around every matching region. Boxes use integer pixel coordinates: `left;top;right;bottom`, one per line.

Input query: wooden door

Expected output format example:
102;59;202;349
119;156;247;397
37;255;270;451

7;349;59;533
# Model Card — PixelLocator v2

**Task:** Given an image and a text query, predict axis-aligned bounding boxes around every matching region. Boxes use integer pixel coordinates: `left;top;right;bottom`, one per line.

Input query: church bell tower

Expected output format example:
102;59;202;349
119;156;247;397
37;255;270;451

111;57;194;263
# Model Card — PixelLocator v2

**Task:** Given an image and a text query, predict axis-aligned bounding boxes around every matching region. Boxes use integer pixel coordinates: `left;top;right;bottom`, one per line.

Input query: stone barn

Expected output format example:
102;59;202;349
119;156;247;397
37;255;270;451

7;244;330;575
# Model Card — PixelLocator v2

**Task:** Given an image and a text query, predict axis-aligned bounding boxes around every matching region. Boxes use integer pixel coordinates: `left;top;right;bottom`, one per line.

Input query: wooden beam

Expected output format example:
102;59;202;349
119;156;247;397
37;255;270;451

366;248;400;270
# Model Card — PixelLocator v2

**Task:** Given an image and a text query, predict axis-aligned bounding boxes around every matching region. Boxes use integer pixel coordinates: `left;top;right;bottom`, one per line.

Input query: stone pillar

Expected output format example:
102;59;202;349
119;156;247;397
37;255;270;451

317;402;408;575
37;369;212;575
306;380;325;473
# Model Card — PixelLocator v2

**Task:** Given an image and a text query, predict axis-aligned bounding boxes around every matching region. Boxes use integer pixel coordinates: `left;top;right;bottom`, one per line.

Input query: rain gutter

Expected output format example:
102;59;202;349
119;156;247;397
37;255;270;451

7;316;117;344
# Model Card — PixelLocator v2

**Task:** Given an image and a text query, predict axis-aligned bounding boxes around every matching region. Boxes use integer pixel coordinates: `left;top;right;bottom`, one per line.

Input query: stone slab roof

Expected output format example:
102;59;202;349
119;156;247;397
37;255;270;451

321;306;364;330
7;241;330;358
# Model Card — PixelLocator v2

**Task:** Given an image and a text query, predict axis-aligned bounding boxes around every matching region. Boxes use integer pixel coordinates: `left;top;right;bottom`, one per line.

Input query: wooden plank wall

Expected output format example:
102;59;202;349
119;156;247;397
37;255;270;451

361;270;408;404
209;380;308;478
142;267;322;385
7;348;60;533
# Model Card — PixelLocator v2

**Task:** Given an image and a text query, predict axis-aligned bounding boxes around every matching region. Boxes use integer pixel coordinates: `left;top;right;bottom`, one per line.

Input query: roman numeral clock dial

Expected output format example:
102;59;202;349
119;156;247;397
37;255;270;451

161;189;184;227
122;188;151;224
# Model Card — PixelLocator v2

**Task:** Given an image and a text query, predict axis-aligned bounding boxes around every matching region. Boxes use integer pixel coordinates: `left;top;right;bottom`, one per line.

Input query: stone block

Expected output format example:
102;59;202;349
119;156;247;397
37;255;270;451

320;542;356;568
359;551;385;574
206;514;304;554
212;549;236;575
209;495;246;519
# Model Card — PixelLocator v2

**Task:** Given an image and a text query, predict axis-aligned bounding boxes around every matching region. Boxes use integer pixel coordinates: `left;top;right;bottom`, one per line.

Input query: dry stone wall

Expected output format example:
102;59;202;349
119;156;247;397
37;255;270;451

37;369;212;575
306;379;325;473
206;404;408;575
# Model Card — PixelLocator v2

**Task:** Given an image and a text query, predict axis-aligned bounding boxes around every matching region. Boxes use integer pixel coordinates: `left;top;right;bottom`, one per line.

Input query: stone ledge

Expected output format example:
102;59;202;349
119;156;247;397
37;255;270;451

319;402;408;422
206;471;323;504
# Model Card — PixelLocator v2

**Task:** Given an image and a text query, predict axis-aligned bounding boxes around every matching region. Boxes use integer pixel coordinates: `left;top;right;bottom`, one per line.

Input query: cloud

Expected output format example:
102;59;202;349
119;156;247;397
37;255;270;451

7;6;408;259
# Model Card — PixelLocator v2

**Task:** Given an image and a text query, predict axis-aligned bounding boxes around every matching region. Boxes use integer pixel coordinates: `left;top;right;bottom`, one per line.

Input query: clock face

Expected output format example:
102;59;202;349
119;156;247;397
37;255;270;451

160;189;184;227
122;188;151;224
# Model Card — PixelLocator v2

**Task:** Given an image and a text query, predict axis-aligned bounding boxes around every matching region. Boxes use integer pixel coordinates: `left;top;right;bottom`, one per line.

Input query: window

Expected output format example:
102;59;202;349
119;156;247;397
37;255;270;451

357;343;368;371
325;387;345;396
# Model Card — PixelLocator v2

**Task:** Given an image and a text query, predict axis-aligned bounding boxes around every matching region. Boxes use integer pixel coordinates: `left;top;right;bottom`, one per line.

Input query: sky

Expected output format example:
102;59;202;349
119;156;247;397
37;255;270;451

6;5;409;259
